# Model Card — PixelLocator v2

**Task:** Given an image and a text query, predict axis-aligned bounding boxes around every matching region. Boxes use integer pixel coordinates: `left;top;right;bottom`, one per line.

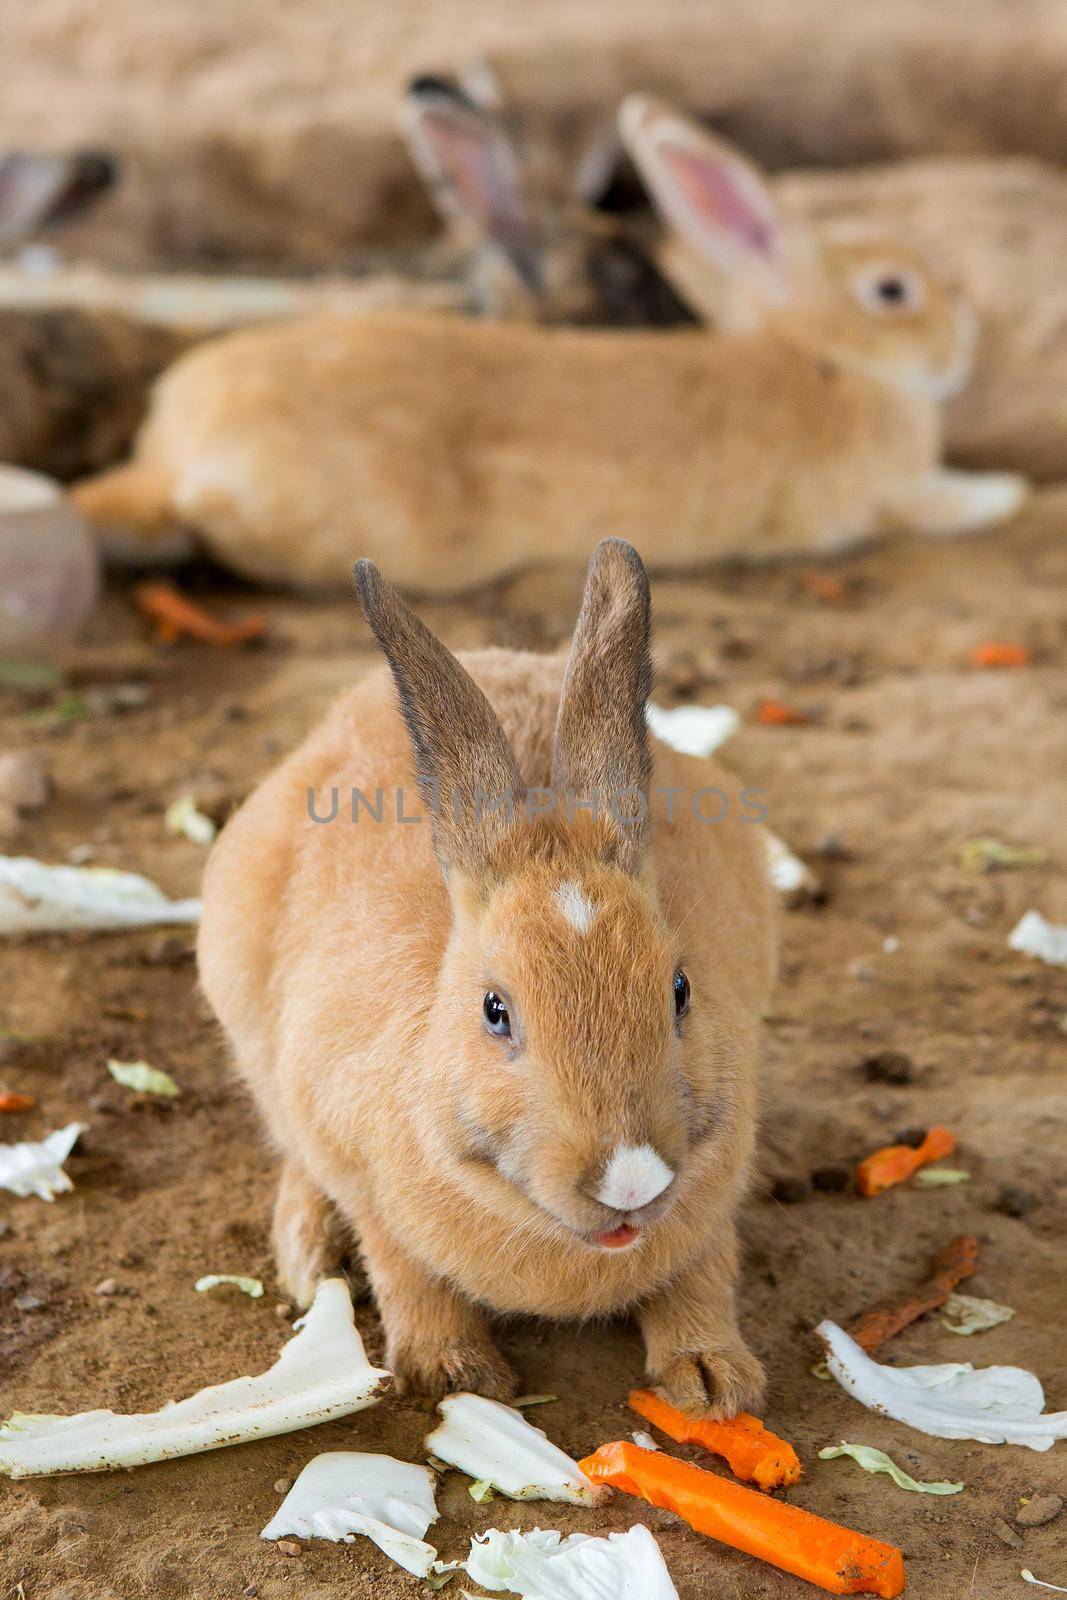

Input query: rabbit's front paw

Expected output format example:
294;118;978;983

654;1341;766;1420
390;1334;520;1402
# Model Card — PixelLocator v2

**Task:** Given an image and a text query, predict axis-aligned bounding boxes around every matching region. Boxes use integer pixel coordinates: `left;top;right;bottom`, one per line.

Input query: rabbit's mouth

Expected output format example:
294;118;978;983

595;1221;641;1249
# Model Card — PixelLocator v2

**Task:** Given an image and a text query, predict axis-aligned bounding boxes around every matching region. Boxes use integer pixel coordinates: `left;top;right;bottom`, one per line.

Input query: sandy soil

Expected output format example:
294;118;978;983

1;504;1065;1598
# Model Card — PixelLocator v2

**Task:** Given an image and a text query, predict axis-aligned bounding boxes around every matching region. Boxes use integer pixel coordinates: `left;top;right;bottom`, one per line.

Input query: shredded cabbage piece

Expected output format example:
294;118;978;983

818;1320;1067;1451
1009;910;1067;968
631;1430;660;1451
465;1525;679;1598
108;1059;180;1097
913;1168;970;1187
0;1122;84;1199
646;701;740;757
195;1274;263;1298
941;1293;1016;1336
0;856;200;935
1023;1571;1067;1593
425;1393;607;1505
0;1278;389;1477
818;1441;963;1495
164;795;217;846
261;1450;438;1576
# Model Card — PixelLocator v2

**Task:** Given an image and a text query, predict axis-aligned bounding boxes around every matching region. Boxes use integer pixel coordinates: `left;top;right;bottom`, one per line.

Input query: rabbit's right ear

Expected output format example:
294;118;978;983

0;150;115;248
401;74;534;272
354;561;525;880
619;94;790;306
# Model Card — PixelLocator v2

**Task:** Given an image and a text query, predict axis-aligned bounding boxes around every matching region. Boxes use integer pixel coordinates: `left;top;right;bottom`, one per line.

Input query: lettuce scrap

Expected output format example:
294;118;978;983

818;1441;963;1495
262;1450;438;1576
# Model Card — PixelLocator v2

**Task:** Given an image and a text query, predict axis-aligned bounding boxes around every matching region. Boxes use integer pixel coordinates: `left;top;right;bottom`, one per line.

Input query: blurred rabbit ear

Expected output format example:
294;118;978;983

619;94;790;305
0;150;115;248
401;74;534;264
572;123;625;207
354;560;526;879
552;539;653;876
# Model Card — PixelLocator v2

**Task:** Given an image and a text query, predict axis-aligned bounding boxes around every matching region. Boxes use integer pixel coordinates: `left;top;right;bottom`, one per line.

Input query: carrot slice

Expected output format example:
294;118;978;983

855;1126;956;1197
0;1092;35;1113
580;1441;904;1597
848;1234;979;1353
800;570;846;603
757;699;810;726
133;582;267;648
629;1389;801;1490
969;641;1029;669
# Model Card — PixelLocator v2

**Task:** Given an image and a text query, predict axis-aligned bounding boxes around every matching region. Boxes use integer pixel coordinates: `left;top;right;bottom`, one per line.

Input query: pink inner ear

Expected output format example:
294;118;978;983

420;111;497;231
659;143;777;257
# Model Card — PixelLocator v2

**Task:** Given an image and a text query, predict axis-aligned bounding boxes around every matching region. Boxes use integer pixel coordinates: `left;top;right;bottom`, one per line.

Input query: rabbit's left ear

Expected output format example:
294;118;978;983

619;94;791;306
552;539;653;877
0;151;115;248
401;74;536;275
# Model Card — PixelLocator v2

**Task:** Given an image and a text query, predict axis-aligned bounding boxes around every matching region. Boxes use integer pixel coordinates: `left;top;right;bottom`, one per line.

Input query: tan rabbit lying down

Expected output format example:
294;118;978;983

74;98;1026;593
198;540;777;1412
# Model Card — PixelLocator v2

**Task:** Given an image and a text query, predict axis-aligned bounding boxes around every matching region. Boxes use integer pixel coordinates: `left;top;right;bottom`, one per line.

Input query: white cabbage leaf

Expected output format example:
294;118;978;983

1023;1571;1067;1593
941;1293;1016;1336
1009;910;1067;968
425;1393;607;1505
261;1450;438;1576
818;1320;1067;1451
0;856;200;935
0;1278;389;1477
465;1524;679;1598
646;702;740;757
0;1122;84;1199
818;1441;963;1495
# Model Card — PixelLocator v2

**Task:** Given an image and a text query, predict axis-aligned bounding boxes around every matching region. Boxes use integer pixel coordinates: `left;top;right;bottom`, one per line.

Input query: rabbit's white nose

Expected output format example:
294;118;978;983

594;1143;674;1211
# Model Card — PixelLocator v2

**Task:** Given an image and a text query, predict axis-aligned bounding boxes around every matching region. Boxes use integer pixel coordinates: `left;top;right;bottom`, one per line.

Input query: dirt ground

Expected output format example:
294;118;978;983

1;501;1065;1598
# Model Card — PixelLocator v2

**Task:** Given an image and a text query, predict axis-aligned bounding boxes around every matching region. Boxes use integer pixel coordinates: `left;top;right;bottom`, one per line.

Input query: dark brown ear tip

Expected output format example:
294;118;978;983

352;559;387;623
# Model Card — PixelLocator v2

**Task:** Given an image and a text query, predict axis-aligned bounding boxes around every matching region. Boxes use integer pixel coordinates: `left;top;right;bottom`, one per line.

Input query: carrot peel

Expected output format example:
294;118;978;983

133;582;266;648
855;1126;956;1197
848;1234;979;1353
0;1092;36;1113
580;1441;905;1597
629;1389;801;1490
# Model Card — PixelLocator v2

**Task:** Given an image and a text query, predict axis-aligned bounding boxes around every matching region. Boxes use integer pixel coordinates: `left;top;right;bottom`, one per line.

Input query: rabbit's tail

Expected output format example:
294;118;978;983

71;461;195;568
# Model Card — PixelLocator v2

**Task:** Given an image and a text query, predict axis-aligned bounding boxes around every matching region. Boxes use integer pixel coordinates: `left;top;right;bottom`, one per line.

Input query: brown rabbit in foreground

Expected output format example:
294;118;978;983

198;540;776;1412
401;67;696;328
73;97;1026;592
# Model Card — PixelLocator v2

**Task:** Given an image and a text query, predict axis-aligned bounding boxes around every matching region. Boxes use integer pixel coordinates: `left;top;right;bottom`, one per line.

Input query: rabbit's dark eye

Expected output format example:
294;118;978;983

853;265;925;317
483;991;511;1038
876;276;907;304
673;969;691;1020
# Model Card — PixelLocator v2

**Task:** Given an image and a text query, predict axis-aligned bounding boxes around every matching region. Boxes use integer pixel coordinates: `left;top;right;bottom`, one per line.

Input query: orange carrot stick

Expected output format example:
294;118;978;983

854;1125;955;1197
0;1092;35;1113
848;1234;979;1353
629;1389;801;1490
133;582;267;647
800;570;846;603
969;641;1029;669
757;699;811;726
580;1441;904;1598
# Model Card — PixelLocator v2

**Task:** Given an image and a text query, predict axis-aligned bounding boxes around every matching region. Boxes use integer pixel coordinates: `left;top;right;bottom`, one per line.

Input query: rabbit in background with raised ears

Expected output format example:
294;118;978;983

198;540;776;1414
401;65;696;328
73;96;1026;590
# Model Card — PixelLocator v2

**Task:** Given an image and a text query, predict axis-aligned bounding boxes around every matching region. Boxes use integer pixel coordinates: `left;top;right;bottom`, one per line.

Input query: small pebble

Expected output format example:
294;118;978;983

896;1126;928;1149
862;1051;915;1085
993;1518;1024;1550
94;1278;119;1297
811;1164;850;1192
0;750;51;812
770;1176;811;1204
996;1185;1037;1218
274;1301;294;1320
273;1477;292;1495
1015;1493;1063;1528
276;1538;302;1558
14;1293;44;1312
812;833;851;860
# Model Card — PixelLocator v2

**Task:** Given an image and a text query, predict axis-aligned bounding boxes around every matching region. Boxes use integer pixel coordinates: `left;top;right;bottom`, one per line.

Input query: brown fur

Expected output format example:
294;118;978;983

198;542;776;1413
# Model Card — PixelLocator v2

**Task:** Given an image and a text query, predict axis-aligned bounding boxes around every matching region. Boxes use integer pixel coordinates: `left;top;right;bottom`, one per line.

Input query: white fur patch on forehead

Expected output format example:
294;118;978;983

555;880;596;934
595;1143;674;1211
